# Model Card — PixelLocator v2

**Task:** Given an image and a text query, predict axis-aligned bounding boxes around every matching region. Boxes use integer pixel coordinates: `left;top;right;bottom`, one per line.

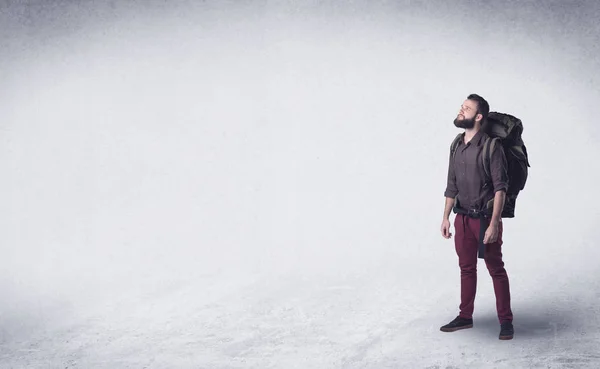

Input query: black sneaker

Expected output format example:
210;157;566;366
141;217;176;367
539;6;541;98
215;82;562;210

440;316;473;332
499;321;514;340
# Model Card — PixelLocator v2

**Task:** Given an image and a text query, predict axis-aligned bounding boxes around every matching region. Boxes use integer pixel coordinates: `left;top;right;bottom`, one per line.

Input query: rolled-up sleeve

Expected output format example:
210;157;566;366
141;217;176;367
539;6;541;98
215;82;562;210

490;141;509;193
444;148;458;198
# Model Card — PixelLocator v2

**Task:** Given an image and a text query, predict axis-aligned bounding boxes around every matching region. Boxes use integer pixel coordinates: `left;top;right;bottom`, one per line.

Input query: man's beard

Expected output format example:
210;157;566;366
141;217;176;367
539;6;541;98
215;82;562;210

454;115;476;129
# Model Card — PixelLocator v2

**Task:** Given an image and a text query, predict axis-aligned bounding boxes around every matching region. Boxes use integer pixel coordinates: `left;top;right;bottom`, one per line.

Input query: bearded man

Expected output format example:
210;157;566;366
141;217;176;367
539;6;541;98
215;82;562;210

440;94;514;340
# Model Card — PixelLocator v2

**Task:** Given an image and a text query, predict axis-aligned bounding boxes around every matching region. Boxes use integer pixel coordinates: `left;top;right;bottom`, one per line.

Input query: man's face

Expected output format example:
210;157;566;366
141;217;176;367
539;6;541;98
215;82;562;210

454;99;481;129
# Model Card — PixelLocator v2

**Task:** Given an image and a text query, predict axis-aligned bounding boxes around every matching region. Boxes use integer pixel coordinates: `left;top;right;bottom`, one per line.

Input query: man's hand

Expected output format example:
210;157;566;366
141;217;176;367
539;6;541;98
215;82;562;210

483;222;499;244
441;219;452;239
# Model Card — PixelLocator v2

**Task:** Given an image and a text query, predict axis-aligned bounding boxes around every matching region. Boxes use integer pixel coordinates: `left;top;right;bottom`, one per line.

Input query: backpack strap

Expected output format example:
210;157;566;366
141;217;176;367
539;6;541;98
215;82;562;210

481;137;503;216
450;133;463;159
482;137;500;184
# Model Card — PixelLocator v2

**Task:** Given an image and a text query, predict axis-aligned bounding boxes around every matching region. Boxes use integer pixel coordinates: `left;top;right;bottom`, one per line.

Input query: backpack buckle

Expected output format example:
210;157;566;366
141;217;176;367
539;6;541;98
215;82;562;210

467;208;483;218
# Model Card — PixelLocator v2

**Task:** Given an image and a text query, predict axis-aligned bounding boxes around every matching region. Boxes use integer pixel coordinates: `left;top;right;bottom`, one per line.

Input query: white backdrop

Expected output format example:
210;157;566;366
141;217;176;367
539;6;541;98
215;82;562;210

1;1;600;368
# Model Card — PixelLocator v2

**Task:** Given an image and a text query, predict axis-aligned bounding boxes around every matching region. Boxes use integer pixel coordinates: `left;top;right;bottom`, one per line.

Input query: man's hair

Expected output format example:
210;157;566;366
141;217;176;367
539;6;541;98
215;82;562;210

467;93;489;122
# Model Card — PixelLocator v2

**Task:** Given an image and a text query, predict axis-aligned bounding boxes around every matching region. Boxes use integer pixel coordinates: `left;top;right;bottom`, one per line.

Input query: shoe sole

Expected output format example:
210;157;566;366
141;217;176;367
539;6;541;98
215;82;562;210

440;324;473;332
499;334;513;340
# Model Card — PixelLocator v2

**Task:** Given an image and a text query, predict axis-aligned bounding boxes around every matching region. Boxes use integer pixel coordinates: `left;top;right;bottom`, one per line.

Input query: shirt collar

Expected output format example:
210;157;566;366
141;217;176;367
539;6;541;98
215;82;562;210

460;128;487;147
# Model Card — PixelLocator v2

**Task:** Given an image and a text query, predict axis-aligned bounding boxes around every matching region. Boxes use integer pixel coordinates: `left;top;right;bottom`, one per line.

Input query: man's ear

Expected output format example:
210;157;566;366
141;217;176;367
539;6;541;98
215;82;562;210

475;113;483;122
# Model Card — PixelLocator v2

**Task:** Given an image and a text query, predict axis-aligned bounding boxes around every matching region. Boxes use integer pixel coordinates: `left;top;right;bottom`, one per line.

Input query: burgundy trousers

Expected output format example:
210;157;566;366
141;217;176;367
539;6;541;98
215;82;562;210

454;214;513;323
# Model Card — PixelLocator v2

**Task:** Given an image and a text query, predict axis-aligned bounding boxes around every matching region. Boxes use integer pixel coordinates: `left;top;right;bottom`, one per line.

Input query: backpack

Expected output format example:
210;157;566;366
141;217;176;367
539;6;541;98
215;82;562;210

450;111;530;218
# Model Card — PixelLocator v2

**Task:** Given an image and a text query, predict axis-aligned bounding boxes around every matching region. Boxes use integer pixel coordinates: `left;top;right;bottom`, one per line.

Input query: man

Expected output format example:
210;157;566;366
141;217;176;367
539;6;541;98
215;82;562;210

440;94;514;340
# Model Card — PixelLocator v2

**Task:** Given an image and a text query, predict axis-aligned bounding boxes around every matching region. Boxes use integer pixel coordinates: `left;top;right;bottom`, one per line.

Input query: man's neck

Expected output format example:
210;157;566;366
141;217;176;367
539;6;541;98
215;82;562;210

463;124;481;143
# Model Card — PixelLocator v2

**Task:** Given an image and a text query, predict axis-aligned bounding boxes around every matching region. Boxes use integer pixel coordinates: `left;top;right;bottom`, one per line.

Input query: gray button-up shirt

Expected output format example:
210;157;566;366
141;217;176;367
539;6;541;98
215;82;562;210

444;129;509;211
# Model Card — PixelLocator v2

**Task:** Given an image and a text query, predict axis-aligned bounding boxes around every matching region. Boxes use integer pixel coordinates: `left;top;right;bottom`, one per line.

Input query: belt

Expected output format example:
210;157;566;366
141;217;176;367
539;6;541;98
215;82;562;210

453;206;489;219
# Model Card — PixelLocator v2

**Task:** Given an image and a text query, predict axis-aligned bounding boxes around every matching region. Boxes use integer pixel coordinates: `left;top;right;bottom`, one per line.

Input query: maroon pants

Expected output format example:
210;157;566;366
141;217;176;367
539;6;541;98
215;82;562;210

454;214;513;323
